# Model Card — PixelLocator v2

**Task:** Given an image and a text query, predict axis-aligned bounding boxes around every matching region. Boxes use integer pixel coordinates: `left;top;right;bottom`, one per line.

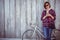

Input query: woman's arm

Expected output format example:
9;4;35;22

47;13;54;19
41;11;46;21
43;15;47;19
47;9;56;20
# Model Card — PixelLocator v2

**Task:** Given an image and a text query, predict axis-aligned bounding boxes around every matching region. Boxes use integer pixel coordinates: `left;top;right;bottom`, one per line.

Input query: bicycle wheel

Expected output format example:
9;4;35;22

22;29;40;40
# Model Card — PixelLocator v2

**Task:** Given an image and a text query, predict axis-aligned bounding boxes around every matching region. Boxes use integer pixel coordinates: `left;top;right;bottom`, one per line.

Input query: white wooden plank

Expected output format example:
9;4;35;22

15;0;21;38
31;0;36;24
5;0;10;37
27;0;32;29
49;0;55;9
55;0;60;29
36;0;44;28
9;0;16;37
44;0;49;2
0;0;5;38
21;0;27;37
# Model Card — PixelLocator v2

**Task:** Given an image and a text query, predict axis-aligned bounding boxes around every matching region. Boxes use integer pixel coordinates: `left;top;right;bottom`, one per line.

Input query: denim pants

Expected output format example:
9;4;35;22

43;27;52;40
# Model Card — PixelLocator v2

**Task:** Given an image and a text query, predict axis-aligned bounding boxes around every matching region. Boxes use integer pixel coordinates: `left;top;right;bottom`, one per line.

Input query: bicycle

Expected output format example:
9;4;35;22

22;22;60;40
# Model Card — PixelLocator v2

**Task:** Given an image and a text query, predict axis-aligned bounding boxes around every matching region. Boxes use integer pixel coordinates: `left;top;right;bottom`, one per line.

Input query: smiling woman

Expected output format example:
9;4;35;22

41;1;56;40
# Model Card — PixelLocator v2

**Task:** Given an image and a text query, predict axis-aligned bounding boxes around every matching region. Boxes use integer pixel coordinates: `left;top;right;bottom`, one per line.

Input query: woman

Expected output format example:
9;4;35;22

41;2;56;40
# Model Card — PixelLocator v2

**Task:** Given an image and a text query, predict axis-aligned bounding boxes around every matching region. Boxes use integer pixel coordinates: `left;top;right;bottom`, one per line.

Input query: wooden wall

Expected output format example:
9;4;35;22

0;0;44;38
0;0;60;38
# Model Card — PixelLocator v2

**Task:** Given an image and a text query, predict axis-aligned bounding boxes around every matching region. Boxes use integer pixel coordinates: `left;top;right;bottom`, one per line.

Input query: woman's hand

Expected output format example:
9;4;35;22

43;13;54;19
43;15;47;19
46;13;54;19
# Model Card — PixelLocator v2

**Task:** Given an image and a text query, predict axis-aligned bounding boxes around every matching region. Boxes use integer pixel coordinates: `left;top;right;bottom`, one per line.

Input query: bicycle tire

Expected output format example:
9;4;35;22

22;29;40;40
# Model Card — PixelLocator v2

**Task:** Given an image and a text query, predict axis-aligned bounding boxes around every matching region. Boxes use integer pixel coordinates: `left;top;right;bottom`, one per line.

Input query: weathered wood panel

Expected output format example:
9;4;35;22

55;0;60;29
5;0;10;38
15;0;21;38
0;0;60;39
49;0;55;9
5;0;16;38
5;0;44;38
0;0;5;38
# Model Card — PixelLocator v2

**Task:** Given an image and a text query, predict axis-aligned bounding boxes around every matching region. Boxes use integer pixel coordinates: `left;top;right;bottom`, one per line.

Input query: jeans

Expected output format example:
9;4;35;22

43;27;52;40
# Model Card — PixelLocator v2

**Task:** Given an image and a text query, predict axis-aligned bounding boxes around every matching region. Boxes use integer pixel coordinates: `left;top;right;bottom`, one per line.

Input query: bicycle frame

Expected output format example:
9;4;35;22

31;25;60;40
31;24;45;38
22;22;60;40
30;23;58;39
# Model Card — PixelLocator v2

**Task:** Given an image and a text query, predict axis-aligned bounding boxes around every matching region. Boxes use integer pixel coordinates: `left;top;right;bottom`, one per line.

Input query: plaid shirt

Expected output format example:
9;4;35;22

41;9;56;29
